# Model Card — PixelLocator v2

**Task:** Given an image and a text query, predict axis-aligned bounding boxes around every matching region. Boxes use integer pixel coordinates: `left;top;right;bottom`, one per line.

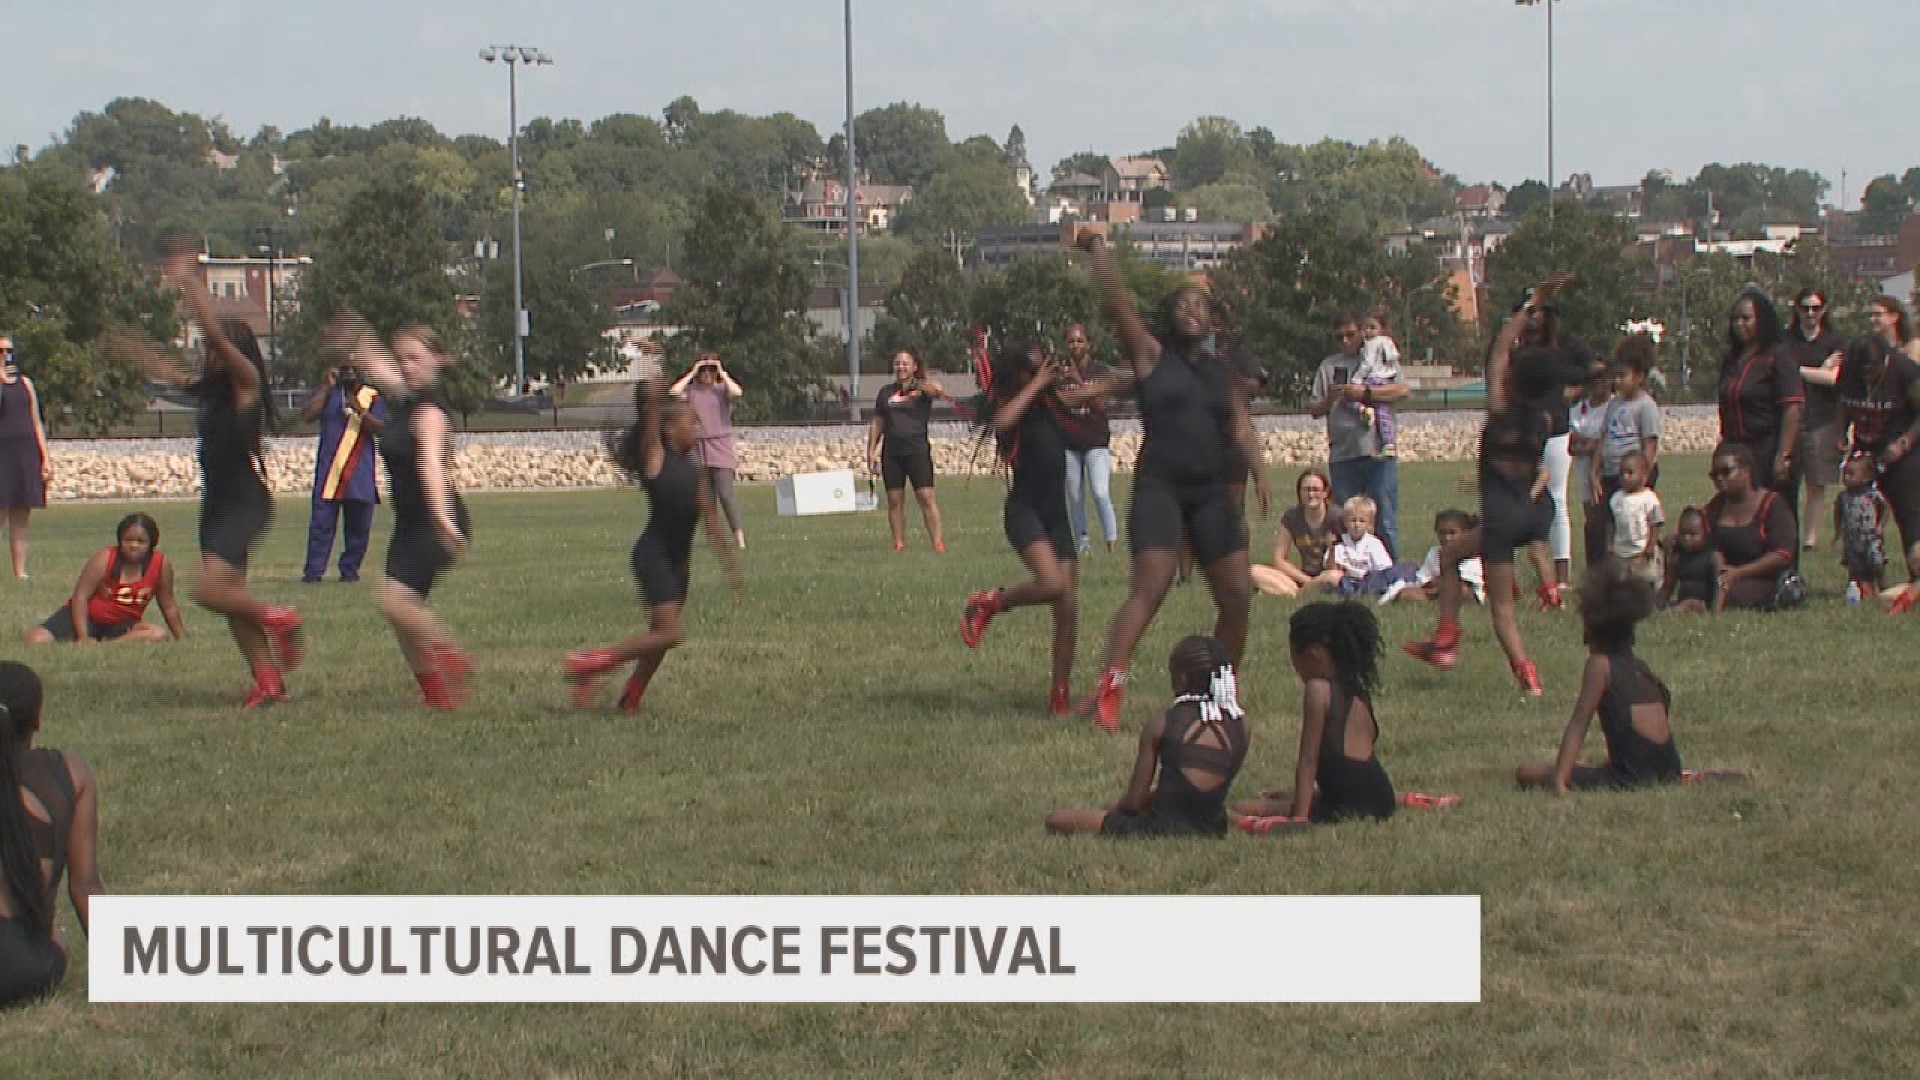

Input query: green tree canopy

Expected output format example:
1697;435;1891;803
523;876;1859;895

892;161;1030;245
1481;199;1640;361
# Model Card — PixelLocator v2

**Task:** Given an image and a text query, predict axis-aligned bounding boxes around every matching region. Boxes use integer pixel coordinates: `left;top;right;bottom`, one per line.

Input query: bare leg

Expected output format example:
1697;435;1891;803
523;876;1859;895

1044;808;1109;835
1525;541;1555;596
23;627;54;645
1050;573;1078;692
886;489;907;548
604;601;685;667
1484;562;1532;669
1250;565;1303;597
1231;795;1293;817
194;556;274;671
374;578;439;674
121;623;170;643
1096;550;1180;674
914;488;945;549
1514;762;1557;788
1200;550;1253;669
6;507;27;577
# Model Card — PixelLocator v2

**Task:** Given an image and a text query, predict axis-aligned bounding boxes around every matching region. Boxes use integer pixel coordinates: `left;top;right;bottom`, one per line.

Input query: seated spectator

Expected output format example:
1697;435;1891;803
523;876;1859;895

1384;509;1485;605
24;514;185;645
1252;469;1343;597
1329;496;1408;599
1660;507;1717;614
1702;443;1801;612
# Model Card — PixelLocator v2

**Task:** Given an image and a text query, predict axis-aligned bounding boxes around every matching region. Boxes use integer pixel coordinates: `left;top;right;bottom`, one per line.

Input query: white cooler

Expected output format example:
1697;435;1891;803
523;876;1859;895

776;469;863;516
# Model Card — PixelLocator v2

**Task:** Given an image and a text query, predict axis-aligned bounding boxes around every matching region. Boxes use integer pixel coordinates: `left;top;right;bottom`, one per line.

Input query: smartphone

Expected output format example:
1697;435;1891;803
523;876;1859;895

1331;366;1350;387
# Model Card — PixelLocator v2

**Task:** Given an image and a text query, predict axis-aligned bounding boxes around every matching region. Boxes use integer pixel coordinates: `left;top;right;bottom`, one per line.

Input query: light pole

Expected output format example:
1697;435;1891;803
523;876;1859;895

843;0;860;419
480;44;553;396
1516;0;1557;223
252;225;281;383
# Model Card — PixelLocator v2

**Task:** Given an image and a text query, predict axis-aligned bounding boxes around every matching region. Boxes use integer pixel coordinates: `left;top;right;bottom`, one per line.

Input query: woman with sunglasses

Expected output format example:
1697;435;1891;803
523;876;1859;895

1701;443;1798;612
1717;290;1804;529
1780;289;1848;549
1837;296;1920;612
0;336;51;580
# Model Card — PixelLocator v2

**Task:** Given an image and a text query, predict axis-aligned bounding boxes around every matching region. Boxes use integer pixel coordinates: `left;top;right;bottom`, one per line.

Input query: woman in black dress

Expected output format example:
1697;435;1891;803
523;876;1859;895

0;335;51;579
1717;289;1804;516
566;381;741;711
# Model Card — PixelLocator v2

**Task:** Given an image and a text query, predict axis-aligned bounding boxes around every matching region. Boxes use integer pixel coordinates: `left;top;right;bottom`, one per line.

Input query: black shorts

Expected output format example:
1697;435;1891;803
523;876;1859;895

881;446;935;492
38;608;136;643
631;534;692;607
0;917;65;1010
1479;471;1554;564
1129;479;1247;564
1100;810;1227;838
385;502;470;598
199;492;272;570
1004;494;1075;562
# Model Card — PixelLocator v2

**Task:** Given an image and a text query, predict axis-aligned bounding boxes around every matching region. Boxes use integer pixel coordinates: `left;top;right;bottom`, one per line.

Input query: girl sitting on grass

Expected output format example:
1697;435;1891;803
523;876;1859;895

25;514;186;645
1045;636;1249;838
1516;562;1743;792
1231;602;1397;830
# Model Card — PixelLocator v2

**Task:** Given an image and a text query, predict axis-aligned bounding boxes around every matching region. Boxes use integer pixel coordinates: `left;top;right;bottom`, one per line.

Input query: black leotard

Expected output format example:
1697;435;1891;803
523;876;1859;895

1102;702;1249;838
631;447;701;606
1135;344;1234;488
1;749;73;1009
380;389;470;596
1311;686;1397;823
1569;651;1681;789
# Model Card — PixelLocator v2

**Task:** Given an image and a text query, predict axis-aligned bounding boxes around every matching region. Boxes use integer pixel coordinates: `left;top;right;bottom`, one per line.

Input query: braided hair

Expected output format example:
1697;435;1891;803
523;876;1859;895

1287;602;1384;702
0;663;51;937
1168;635;1243;725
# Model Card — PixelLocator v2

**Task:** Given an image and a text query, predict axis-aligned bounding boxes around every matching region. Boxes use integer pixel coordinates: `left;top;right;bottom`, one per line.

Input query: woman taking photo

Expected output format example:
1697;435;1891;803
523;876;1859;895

1057;323;1119;555
1;661;105;1009
671;352;746;550
1717;290;1804;517
865;348;946;553
0;336;51;580
1838;296;1920;598
1702;443;1799;612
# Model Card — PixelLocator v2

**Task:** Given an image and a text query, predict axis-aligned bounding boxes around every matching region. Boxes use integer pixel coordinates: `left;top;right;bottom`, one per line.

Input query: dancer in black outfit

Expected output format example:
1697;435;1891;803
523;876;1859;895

866;349;947;553
959;342;1083;717
109;240;304;708
1;662;105;1009
566;381;741;711
332;318;474;709
1045;636;1249;837
1233;602;1396;829
1516;563;1743;791
1073;231;1270;733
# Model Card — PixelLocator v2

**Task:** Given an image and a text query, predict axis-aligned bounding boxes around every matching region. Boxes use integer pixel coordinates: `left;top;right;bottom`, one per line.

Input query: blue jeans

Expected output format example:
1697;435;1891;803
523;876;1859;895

1328;456;1401;562
1064;447;1118;547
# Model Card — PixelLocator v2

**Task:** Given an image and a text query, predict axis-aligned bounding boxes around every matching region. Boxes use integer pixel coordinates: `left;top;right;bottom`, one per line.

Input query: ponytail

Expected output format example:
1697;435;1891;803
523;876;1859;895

0;704;52;937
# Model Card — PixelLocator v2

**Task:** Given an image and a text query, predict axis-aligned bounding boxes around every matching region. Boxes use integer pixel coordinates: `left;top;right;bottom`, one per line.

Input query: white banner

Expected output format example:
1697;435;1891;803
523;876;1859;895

90;895;1480;1003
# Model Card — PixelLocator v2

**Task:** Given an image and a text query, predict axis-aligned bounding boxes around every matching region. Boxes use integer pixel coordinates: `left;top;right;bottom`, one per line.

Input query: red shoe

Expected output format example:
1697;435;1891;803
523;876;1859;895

1400;791;1465;810
617;673;650;712
959;590;1000;649
416;669;457;711
261;607;305;672
564;650;618;709
1403;632;1461;670
933;540;947;554
1084;668;1128;733
892;541;906;553
1536;583;1565;611
1513;660;1543;697
240;667;286;710
1234;815;1310;836
1048;683;1071;718
432;644;473;706
1888;589;1917;615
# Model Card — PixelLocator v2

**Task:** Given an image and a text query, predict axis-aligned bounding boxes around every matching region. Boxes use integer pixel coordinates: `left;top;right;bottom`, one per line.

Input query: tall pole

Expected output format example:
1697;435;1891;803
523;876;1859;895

508;58;527;394
1546;0;1555;224
844;0;860;420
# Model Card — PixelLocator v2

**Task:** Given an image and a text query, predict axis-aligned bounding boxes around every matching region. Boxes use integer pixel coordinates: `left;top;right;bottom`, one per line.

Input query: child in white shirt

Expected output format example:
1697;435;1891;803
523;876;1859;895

1355;307;1401;456
1607;451;1664;585
1384;509;1486;605
1332;495;1398;598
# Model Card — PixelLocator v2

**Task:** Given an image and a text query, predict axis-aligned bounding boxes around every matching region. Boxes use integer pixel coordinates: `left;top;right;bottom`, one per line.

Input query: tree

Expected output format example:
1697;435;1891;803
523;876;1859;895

1859;174;1911;234
970;255;1113;367
868;249;973;376
664;185;829;421
1505;180;1551;219
1182;181;1274;223
891;161;1030;246
280;169;473;389
476;249;612;386
844;103;951;188
1172;116;1256;188
1481;199;1640;361
1050;152;1111;183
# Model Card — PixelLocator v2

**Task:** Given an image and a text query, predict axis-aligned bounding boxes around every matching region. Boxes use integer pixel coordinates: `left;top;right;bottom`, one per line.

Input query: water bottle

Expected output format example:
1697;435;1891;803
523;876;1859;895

1846;581;1862;607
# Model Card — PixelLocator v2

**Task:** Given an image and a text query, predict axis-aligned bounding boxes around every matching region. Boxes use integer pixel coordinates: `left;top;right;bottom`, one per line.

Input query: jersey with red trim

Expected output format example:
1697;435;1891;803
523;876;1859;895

86;549;164;625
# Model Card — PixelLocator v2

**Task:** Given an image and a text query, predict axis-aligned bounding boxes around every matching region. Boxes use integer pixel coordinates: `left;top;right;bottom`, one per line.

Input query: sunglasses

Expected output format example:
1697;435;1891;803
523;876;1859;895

1798;304;1824;313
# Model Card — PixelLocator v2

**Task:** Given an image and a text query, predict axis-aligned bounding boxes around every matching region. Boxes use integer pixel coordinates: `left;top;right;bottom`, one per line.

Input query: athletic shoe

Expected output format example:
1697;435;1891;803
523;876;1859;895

416;669;456;711
1536;583;1564;612
240;667;286;710
1048;683;1071;718
1085;668;1128;733
261;607;305;672
1403;622;1461;670
1234;815;1310;836
563;650;618;708
433;644;473;706
1888;589;1917;615
617;673;650;712
1513;660;1543;697
1077;536;1092;556
959;590;1000;649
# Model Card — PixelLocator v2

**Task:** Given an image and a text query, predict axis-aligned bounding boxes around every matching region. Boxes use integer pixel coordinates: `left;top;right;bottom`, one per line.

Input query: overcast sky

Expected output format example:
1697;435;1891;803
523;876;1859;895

8;1;1915;204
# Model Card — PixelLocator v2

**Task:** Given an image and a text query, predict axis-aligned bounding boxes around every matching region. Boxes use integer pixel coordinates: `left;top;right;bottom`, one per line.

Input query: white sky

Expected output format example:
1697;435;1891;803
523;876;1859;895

7;0;1914;203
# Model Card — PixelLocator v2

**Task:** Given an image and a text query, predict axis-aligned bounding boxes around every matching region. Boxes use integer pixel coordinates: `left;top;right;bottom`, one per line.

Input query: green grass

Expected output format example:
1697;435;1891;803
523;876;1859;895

3;454;1916;1079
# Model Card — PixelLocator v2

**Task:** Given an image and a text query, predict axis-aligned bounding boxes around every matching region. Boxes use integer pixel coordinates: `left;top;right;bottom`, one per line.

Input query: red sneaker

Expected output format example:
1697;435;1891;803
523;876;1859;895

1084;668;1128;733
1536;583;1564;612
432;644;473;706
1234;815;1310;836
564;650;618;709
416;669;457;711
1048;683;1071;718
959;590;1000;649
1888;589;1917;615
1403;636;1460;670
1513;660;1544;697
617;673;650;712
261;606;305;672
240;667;286;710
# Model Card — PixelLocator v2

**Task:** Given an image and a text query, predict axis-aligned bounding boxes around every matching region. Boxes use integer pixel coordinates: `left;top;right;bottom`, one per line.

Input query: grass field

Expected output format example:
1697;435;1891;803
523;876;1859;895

3;454;1916;1079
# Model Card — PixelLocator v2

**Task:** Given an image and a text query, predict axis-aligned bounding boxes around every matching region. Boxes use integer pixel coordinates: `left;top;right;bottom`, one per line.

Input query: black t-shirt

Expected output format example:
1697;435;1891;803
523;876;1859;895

1838;340;1920;454
1777;324;1848;428
1136;345;1234;486
1717;346;1805;446
874;382;934;454
1054;363;1114;452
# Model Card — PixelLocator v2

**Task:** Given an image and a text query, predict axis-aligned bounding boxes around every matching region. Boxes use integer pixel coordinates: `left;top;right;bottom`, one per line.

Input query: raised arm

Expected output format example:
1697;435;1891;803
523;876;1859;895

1288;680;1331;821
156;558;188;640
668;366;698;397
66;550;113;646
160;242;258;406
323;313;407;398
1549;655;1611;793
300;370;336;422
63;755;103;936
990;365;1056;433
1076;232;1161;379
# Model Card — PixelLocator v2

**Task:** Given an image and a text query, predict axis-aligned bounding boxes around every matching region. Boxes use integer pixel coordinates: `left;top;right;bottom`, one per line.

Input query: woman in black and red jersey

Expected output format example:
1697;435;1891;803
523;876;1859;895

1717;290;1804;516
25;514;186;645
958;341;1092;717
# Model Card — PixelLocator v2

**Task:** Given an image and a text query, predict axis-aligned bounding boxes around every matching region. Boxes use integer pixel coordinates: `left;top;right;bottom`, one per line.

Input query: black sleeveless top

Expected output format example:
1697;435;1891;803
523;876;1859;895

1136;345;1234;487
1146;701;1248;829
999;378;1068;508
16;748;74;927
640;448;701;555
196;390;268;505
1597;651;1681;782
1312;686;1397;823
381;389;466;532
1479;402;1550;485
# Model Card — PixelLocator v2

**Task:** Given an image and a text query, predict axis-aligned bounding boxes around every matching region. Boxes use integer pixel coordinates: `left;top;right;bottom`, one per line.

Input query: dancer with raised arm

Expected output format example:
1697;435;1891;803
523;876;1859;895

1074;231;1271;731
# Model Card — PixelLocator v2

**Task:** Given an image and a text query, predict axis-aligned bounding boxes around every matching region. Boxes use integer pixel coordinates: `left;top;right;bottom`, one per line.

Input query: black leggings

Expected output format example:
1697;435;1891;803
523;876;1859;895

706;467;740;535
0;918;65;1010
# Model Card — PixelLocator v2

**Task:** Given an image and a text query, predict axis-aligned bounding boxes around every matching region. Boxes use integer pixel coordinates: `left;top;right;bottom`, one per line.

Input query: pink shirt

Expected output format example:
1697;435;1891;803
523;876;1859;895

685;381;736;470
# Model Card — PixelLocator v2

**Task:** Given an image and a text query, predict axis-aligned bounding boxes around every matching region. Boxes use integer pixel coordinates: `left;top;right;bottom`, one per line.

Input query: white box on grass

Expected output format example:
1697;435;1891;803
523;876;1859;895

776;469;861;516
